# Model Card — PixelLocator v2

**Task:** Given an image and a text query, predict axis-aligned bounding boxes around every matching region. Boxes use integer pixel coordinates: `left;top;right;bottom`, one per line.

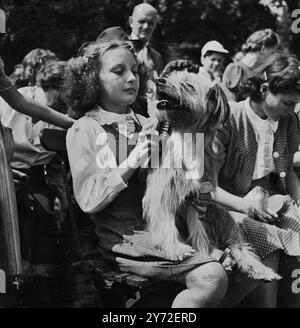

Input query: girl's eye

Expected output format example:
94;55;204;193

283;101;294;107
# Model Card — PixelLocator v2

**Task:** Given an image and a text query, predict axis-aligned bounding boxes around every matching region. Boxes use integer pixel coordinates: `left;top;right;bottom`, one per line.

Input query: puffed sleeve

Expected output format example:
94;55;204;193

66;117;127;214
0;57;13;93
222;62;244;91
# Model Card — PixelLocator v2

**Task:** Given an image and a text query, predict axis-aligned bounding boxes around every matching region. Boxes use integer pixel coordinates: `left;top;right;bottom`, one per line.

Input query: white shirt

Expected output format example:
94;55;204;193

66;106;149;214
1;86;57;169
244;98;278;180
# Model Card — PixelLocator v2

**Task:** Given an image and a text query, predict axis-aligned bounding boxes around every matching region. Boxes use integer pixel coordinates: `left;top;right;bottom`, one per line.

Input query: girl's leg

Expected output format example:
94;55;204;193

172;262;228;308
251;250;281;308
218;270;259;308
277;254;300;308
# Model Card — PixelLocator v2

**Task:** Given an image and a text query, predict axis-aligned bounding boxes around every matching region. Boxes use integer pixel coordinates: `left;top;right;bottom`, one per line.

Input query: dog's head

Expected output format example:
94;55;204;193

155;71;230;134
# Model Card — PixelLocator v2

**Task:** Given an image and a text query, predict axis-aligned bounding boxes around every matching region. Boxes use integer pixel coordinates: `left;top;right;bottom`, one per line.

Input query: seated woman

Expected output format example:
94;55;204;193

66;39;228;308
0;53;73;304
1;60;69;264
0;55;73;128
214;51;300;307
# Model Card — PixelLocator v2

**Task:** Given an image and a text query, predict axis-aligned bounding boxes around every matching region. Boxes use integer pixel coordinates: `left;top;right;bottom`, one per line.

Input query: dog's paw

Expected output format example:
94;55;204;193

247;264;281;282
168;243;195;261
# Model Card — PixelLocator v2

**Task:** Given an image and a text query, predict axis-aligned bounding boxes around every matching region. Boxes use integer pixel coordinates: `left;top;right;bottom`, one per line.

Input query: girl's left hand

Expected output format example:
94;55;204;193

142;119;158;133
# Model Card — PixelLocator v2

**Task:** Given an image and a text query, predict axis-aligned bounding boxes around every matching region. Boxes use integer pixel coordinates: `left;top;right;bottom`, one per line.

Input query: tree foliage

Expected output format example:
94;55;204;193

0;0;281;72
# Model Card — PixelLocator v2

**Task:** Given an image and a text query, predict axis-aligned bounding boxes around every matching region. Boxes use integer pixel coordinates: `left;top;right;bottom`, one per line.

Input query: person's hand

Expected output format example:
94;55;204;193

242;199;278;224
188;193;211;219
128;129;160;169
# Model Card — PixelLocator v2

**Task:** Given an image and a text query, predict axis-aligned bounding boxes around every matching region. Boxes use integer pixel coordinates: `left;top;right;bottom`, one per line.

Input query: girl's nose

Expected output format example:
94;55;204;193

127;71;136;81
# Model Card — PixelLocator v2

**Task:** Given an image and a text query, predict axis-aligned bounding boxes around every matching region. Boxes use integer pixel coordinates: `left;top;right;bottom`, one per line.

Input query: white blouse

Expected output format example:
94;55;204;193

1;86;57;169
66;106;149;214
244;98;279;180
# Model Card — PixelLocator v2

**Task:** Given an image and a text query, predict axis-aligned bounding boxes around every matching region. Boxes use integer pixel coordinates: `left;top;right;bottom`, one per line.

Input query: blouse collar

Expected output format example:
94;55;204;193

85;105;139;125
244;97;278;132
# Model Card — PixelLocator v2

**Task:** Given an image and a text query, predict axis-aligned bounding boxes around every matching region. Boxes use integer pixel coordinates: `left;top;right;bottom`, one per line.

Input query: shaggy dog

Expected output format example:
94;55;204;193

142;71;280;281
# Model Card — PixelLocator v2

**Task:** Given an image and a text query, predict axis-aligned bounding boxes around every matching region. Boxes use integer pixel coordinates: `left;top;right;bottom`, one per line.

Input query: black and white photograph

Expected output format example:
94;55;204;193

1;0;300;314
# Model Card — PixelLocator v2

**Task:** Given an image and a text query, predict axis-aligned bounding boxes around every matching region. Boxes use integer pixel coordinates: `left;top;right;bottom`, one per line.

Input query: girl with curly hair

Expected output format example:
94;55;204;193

66;39;229;308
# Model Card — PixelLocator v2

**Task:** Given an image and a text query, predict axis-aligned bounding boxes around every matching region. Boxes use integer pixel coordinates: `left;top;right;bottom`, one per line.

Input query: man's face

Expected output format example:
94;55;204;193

129;9;157;43
202;52;225;77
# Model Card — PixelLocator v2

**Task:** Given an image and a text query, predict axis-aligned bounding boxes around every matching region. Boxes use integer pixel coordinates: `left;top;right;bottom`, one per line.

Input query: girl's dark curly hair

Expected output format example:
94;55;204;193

242;29;279;54
22;48;57;85
240;51;300;102
65;40;138;117
36;61;66;92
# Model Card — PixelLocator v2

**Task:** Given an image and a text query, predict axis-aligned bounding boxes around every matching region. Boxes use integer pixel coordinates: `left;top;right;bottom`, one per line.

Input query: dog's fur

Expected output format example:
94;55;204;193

142;71;280;281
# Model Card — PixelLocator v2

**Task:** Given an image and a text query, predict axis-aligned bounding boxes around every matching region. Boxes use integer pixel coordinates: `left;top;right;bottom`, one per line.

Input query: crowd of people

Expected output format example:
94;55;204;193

1;2;300;308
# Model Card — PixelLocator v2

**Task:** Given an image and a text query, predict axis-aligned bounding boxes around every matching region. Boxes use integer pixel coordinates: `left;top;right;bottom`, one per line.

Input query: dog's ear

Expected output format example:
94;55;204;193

205;84;230;129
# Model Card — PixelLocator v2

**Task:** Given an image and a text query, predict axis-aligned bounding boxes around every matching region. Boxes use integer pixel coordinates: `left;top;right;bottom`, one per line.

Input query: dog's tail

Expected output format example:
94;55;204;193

230;244;281;281
186;205;212;255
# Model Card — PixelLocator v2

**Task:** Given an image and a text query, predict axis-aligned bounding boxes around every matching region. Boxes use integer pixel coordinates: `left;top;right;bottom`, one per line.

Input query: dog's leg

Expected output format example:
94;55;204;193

186;205;212;255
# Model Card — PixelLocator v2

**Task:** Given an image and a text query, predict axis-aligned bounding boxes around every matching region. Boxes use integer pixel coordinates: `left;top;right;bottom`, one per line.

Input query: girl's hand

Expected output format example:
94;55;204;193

242;199;278;224
128;130;160;169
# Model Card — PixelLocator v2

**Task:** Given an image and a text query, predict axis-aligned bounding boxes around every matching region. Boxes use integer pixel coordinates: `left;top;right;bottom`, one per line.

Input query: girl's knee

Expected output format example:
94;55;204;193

186;262;228;303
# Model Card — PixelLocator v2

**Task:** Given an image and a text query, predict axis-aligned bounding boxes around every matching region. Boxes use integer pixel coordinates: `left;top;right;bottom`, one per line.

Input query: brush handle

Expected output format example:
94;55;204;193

157;121;171;140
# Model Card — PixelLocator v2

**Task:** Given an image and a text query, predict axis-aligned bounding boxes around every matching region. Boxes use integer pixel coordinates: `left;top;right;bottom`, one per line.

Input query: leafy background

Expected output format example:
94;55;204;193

0;0;298;73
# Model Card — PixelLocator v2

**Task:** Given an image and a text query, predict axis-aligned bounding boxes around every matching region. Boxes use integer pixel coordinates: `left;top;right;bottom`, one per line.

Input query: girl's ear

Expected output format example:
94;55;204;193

259;82;269;99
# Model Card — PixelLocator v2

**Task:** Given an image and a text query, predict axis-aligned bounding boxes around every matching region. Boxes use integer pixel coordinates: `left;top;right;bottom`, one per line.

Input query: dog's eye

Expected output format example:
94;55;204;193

156;100;169;110
184;82;195;92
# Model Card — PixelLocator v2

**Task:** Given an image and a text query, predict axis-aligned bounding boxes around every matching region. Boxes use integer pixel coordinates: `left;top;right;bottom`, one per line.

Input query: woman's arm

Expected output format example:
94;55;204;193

0;87;74;129
211;186;247;213
211;186;276;222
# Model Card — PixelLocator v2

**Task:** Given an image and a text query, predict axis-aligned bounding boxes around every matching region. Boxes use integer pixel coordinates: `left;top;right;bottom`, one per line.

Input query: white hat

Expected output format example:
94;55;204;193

201;40;229;57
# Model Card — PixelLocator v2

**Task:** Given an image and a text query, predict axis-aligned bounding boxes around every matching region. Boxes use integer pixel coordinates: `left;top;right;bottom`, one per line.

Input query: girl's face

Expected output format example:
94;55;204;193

263;91;300;121
98;47;139;112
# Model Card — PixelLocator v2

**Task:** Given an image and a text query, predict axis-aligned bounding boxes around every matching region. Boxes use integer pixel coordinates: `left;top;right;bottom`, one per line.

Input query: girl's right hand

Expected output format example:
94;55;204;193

242;199;278;224
128;130;160;169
